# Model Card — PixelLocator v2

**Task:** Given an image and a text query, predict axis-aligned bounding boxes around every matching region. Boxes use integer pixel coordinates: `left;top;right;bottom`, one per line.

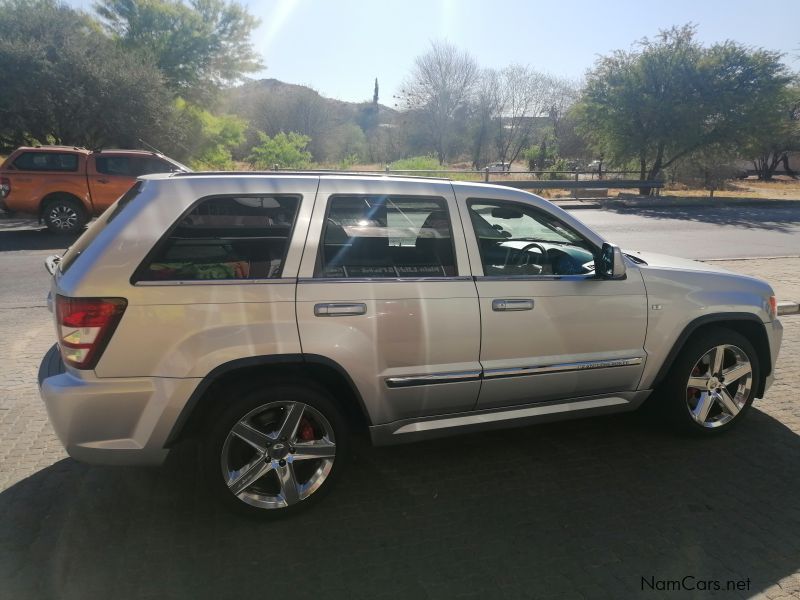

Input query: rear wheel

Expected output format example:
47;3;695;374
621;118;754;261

43;196;87;234
659;327;759;434
203;382;347;518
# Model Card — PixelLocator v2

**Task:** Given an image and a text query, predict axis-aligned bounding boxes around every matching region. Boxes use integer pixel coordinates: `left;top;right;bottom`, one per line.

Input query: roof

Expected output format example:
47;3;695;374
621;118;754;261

13;146;161;157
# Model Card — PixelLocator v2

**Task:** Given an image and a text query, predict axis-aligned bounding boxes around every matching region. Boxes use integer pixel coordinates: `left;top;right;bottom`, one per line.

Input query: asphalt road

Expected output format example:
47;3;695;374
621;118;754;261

574;204;800;259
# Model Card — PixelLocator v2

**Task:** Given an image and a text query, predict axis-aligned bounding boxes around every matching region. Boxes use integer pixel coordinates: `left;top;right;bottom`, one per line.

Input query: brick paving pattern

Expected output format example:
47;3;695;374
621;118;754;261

0;259;798;599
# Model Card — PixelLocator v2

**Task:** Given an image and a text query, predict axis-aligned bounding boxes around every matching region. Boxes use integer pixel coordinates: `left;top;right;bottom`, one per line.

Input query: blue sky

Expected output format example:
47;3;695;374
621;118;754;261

69;0;799;104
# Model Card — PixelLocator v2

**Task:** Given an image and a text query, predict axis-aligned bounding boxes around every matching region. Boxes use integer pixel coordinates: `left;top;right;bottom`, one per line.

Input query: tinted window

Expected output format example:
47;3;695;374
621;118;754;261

13;152;78;172
316;195;456;278
95;156;132;176
136;158;176;175
137;195;299;281
97;156;178;176
468;200;596;277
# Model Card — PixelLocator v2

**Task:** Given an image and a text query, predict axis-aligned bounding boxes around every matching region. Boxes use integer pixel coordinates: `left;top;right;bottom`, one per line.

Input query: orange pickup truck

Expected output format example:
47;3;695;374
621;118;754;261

0;146;189;233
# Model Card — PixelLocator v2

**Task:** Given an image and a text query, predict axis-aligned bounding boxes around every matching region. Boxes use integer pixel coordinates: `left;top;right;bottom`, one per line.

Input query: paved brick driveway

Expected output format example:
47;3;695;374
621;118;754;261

1;260;799;599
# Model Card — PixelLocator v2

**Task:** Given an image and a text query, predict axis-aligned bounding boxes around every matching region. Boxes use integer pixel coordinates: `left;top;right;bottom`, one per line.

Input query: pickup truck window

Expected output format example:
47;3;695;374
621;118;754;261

13;152;78;172
96;156;175;176
136;195;300;282
316;195;456;278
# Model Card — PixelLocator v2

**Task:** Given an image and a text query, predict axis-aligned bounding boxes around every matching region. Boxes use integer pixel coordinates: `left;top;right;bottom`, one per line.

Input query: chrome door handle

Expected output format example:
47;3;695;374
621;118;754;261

314;303;367;317
492;299;534;312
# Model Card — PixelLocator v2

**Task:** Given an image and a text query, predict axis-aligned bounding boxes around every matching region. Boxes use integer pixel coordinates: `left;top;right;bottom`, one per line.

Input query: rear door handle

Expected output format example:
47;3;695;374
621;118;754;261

96;178;109;184
314;303;367;317
492;299;534;311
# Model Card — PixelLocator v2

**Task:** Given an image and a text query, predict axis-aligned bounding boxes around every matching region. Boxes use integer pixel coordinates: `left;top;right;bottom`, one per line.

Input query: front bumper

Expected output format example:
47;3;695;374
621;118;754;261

763;318;783;396
38;345;200;465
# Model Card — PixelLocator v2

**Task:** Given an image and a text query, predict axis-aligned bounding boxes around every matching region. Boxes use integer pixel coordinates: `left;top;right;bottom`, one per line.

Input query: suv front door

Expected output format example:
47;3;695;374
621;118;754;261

296;178;482;425
457;191;648;410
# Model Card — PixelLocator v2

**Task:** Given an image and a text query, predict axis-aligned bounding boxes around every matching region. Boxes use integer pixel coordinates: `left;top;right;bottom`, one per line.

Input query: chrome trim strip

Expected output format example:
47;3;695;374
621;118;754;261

299;276;472;284
475;275;594;282
393;396;629;434
483;357;643;379
135;278;297;286
386;370;482;388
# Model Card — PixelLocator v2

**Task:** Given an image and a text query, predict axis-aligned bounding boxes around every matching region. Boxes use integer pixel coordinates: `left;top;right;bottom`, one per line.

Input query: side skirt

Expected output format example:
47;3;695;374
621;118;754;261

369;390;652;446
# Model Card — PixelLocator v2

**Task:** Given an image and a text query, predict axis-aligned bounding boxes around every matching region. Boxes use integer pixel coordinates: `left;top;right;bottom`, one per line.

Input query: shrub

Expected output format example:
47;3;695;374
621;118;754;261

247;132;312;169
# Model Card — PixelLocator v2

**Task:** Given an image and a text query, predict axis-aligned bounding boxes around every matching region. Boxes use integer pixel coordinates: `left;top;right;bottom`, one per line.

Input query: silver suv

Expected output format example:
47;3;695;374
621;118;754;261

38;174;783;517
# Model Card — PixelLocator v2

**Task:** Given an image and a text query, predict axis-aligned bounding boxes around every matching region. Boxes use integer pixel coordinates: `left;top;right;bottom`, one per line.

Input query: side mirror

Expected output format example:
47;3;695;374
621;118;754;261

597;243;626;280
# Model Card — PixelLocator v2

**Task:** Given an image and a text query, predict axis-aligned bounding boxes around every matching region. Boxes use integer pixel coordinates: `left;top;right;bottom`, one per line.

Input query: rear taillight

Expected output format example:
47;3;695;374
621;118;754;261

0;177;10;198
56;295;127;369
768;295;778;320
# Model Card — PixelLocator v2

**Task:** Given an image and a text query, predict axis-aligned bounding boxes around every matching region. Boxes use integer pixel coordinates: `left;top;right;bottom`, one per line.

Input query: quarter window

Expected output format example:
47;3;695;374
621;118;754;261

468;200;596;277
137;195;300;281
13;152;78;172
316;196;456;278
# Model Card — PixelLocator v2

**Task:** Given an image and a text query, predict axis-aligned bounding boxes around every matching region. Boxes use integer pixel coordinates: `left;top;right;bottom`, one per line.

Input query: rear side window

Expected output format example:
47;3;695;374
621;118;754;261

96;156;176;176
136;195;300;282
96;156;132;176
316;195;456;278
13;152;78;172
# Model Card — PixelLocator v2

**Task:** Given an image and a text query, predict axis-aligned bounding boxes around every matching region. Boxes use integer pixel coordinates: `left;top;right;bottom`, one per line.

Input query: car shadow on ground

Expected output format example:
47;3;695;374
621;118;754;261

1;409;798;599
604;203;800;234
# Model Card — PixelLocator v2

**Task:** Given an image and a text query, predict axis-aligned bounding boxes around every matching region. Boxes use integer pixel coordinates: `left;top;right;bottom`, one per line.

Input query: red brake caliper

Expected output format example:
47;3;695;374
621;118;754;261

298;418;316;441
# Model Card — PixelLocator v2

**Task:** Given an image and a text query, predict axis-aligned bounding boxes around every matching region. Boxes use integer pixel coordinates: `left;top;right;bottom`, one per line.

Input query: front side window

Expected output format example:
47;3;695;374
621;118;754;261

137;195;300;281
468;200;596;277
13;152;78;172
316;195;456;278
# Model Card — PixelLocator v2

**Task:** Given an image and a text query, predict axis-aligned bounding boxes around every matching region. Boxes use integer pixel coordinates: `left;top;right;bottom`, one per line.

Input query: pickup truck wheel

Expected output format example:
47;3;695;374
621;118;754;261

203;382;348;518
662;327;759;434
43;197;86;234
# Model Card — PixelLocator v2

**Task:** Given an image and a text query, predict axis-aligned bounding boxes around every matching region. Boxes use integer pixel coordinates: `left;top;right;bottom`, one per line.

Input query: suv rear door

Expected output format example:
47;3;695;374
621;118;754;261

455;186;648;410
296;177;481;425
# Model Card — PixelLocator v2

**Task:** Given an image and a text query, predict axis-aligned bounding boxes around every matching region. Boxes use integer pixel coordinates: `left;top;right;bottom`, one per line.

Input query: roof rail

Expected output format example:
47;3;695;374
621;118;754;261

169;170;451;181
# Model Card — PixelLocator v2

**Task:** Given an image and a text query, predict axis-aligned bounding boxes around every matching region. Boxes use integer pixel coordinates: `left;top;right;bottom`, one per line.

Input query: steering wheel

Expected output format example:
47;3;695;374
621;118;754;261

515;242;548;267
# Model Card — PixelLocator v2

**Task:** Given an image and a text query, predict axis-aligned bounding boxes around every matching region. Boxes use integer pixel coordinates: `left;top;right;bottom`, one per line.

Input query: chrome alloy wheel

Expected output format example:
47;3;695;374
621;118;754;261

686;344;753;428
47;205;79;231
220;401;337;509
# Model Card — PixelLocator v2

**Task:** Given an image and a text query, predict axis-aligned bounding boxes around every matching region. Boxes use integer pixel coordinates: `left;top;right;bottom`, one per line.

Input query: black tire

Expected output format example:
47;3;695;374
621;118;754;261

658;326;760;435
203;380;348;518
42;196;87;234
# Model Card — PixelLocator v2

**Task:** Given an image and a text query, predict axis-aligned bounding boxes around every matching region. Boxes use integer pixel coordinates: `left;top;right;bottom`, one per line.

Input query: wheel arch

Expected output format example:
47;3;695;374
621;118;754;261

652;313;772;398
165;354;371;447
39;191;89;221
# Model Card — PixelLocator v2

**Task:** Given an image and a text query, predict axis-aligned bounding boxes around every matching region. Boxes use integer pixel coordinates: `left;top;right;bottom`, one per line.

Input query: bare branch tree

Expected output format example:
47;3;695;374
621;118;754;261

493;66;552;167
469;69;501;168
399;41;478;164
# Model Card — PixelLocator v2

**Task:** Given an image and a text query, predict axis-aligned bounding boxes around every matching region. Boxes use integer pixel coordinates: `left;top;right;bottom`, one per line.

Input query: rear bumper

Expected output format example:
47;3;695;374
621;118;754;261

38;345;200;465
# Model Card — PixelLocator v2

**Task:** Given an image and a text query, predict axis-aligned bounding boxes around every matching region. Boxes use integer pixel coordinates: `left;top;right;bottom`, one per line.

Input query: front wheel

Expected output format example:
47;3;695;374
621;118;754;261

203;382;348;518
660;327;759;434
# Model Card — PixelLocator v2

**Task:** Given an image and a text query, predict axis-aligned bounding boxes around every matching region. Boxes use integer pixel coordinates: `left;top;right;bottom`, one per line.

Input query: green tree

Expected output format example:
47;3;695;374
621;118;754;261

577;25;792;193
165;98;246;169
0;0;173;151
741;84;799;179
94;0;262;102
247;132;312;169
